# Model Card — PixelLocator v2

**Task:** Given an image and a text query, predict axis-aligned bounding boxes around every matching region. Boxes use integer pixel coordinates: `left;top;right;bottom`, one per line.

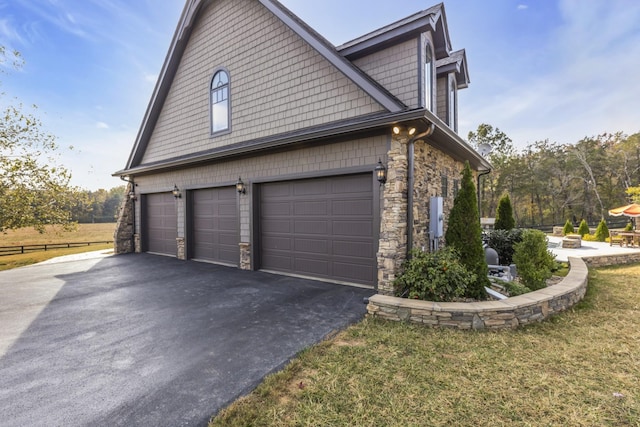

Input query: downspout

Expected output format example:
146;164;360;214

477;169;491;218
120;175;136;250
407;123;435;257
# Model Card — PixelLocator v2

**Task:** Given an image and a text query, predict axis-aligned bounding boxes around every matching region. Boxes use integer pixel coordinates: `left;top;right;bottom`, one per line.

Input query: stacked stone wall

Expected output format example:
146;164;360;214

114;183;135;254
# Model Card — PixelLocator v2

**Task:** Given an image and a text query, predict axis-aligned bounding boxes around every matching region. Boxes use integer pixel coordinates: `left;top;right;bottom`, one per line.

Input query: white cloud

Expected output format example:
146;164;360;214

144;73;158;83
517;5;528;10
96;121;109;129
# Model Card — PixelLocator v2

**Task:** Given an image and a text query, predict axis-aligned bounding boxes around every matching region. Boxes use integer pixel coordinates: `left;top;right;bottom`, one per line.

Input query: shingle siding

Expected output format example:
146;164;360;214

353;38;419;108
141;0;385;164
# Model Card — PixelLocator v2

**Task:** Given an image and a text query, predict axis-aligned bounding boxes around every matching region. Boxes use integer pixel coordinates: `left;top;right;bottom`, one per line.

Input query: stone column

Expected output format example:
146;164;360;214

239;242;251;270
376;133;409;295
176;237;186;260
134;234;141;253
114;182;135;254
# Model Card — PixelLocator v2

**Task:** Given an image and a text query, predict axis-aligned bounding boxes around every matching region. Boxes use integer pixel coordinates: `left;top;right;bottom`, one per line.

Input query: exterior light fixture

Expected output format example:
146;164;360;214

128;190;137;201
236;176;246;194
375;159;387;185
172;184;182;199
392;126;401;135
408;127;416;136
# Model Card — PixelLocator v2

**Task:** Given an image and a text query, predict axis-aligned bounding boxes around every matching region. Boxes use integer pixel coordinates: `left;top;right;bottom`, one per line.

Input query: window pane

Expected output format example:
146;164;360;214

425;47;433;111
212;98;228;132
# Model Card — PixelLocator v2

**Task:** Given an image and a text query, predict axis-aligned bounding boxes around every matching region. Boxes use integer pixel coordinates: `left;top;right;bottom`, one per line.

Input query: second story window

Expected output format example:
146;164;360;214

424;44;433;111
210;69;230;135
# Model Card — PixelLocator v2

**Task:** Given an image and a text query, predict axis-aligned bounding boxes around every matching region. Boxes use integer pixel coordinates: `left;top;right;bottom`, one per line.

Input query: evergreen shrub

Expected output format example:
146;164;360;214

394;248;476;302
577;219;590;237
484;228;524;265
513;229;556;291
594;219;609;242
562;220;574;235
494;193;515;230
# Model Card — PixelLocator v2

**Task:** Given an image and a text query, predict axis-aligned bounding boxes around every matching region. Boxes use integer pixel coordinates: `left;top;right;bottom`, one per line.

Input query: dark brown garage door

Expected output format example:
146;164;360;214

145;193;177;256
259;174;376;287
191;187;239;266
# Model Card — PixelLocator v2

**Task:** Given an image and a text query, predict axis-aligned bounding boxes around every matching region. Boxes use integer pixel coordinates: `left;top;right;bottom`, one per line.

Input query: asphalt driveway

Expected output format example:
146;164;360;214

0;253;373;426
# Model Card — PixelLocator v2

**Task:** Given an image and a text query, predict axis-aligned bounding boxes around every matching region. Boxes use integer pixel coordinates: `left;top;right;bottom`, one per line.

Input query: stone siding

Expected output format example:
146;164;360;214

367;256;590;330
113;182;135;254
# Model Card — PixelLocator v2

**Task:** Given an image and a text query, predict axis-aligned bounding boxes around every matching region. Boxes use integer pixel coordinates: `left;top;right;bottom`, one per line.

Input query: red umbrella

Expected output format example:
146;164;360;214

608;203;640;218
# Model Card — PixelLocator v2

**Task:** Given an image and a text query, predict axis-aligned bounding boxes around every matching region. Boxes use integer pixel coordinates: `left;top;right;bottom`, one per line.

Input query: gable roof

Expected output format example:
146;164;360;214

337;3;452;60
117;1;491;176
436;49;470;89
123;0;405;170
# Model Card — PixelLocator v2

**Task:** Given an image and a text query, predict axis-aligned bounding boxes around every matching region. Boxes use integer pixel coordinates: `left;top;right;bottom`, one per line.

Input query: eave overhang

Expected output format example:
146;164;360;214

114;107;490;178
436;49;470;89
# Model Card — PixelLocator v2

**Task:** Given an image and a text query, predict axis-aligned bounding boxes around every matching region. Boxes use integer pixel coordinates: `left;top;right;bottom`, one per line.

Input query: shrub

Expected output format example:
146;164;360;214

594;219;609;242
582;234;597;241
562;219;574;235
484;228;524;265
494;193;515;230
444;161;489;299
502;281;531;296
625;222;633;231
513;229;556;291
577;219;590;237
394;248;477;302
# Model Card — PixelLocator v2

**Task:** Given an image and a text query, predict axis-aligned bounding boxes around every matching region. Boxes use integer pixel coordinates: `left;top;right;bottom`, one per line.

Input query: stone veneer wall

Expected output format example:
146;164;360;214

377;133;409;295
377;132;467;295
367;256;590;330
114;182;134;254
582;253;640;267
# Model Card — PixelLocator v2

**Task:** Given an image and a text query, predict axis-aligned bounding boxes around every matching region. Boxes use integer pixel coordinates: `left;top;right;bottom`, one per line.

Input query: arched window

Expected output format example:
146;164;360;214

424;44;433;111
210;69;230;134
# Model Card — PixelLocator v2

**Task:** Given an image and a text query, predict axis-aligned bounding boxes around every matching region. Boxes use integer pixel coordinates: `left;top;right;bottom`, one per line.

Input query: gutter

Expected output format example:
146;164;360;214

407;123;436;257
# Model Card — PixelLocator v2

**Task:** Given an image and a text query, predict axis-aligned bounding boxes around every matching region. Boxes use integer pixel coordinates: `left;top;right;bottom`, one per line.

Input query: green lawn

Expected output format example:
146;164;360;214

211;263;640;426
0;223;115;271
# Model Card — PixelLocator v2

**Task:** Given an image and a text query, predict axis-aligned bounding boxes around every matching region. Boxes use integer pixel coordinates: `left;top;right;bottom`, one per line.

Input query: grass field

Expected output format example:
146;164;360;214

0;223;115;271
210;263;640;427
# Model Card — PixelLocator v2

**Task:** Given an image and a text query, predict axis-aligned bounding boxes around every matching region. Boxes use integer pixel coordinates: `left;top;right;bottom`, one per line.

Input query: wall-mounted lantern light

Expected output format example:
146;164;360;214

375;159;387;185
172;184;182;199
128;190;137;201
236;177;246;194
392;126;401;135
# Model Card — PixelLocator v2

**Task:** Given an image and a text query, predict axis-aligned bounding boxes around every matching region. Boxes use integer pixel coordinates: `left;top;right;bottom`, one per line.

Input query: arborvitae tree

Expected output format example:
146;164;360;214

594;219;609;242
445;161;489;299
563;219;574;235
577;219;590;237
494;193;515;230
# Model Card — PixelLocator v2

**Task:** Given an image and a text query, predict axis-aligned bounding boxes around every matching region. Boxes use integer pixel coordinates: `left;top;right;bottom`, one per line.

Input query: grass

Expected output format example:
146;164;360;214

0;223;115;271
210;263;640;427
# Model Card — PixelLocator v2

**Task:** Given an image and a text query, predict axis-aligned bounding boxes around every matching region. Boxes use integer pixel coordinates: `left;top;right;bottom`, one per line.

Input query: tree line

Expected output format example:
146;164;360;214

468;124;640;228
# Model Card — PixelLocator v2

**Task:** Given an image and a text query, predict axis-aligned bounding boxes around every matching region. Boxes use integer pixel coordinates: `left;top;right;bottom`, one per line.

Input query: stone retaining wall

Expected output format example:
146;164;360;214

582;253;640;268
367;256;589;330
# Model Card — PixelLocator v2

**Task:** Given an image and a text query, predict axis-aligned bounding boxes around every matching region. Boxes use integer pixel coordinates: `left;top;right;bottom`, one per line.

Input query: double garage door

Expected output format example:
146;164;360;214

259;174;376;287
144;174;376;287
144;188;238;265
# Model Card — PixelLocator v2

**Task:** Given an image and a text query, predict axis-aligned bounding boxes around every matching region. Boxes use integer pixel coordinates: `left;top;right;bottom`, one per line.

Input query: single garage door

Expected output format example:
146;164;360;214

191;187;239;266
260;174;376;287
145;193;177;256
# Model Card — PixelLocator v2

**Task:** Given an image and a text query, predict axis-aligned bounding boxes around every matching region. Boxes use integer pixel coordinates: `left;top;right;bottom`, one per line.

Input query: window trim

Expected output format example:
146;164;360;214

448;75;457;132
424;42;434;111
209;67;231;137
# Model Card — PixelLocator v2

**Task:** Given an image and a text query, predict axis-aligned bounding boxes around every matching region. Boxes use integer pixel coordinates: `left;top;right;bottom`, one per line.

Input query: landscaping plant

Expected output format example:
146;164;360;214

562;219;574;235
445;162;489;299
394;248;476;302
577;219;590;237
494;193;515;230
484;228;523;265
593;219;609;242
513;229;556;291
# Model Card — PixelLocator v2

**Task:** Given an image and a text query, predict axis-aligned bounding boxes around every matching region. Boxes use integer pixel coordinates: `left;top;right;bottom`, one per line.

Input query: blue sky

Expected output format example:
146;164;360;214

1;0;639;190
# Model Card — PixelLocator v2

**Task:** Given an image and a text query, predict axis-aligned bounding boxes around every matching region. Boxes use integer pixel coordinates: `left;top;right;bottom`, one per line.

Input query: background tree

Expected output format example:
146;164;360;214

445;161;489;299
1;46;81;232
494;193;515;230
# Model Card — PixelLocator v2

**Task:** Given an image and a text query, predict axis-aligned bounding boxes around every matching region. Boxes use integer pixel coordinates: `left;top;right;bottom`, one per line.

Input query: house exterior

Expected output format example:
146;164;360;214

113;0;491;295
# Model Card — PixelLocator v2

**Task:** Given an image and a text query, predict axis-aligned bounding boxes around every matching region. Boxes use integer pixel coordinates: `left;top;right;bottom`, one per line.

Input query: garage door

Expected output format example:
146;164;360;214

191;187;239;266
259;174;376;287
145;193;177;256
